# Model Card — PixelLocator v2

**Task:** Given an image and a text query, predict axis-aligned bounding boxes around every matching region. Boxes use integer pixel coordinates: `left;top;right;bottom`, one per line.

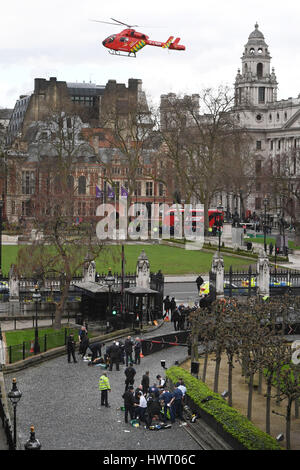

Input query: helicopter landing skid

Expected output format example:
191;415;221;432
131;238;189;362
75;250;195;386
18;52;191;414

108;50;136;58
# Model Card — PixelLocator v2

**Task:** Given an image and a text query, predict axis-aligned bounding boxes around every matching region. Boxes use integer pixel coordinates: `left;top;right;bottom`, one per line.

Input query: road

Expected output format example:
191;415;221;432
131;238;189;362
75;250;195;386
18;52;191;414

164;282;200;306
3;322;204;451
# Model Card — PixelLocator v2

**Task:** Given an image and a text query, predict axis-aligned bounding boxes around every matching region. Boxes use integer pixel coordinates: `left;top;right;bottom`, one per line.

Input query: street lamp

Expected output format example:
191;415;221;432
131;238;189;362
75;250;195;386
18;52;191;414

105;268;115;331
263;197;268;254
32;285;41;354
8;378;22;449
0;198;3;279
216;203;223;252
24;426;41;450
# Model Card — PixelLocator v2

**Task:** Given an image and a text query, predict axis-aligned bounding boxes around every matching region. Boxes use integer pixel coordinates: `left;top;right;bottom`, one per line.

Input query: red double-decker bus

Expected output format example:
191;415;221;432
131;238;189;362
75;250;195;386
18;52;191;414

162;207;223;234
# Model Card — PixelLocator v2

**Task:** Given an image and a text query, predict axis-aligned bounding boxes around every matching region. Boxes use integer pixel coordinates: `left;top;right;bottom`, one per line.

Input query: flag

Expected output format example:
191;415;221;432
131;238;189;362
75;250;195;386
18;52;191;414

107;186;115;198
96;185;103;198
121;186;128;198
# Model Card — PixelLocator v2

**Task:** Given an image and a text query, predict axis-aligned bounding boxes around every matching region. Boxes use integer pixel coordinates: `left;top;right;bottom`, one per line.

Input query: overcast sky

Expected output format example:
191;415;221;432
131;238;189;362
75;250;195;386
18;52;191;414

1;0;300;109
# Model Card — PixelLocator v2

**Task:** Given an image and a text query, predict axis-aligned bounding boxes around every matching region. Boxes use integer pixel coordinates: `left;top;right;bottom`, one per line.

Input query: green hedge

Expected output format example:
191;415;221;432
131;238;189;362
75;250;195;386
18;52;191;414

166;366;282;450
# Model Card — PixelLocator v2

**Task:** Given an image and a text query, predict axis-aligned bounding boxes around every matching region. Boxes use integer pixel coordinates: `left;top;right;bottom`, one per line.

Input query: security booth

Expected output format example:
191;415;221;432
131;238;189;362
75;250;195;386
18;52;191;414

124;286;162;325
73;281;121;324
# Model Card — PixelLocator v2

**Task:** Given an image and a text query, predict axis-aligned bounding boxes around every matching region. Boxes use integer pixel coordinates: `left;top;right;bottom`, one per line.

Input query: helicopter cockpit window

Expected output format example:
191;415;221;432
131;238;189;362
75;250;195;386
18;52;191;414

119;37;129;43
108;35;116;43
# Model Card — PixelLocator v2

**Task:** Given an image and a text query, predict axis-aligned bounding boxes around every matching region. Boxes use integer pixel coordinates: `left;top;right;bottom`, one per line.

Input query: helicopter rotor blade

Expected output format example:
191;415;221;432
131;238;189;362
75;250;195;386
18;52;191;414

89;19;120;26
110;17;139;28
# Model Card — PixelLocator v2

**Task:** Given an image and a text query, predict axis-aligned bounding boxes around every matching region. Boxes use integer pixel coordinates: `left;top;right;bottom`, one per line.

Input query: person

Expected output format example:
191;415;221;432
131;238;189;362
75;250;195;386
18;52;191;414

145;395;162;428
196;275;204;292
78;325;88;355
79;334;90;358
170;297;176;315
124;336;134;366
269;242;274;256
141;371;150;396
89;342;103;362
160;389;175;423
99;372;111;408
67;333;77;363
163;295;171;318
172;308;180;331
171;386;184;420
156;375;165;389
176;378;187;401
135;391;147;422
124;362;136;392
134;384;143;403
122;385;136;423
107;341;121;371
149;383;160;399
134;337;142;365
177;308;185;330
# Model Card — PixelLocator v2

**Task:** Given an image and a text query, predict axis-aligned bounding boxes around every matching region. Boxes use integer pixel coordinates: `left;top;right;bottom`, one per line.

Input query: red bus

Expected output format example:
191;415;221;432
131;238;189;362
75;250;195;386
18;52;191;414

162;207;223;234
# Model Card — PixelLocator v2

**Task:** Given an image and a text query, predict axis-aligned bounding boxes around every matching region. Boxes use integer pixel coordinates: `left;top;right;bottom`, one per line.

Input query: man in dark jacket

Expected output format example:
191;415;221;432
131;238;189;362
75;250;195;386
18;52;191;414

124;363;136;391
108;341;121;371
122;386;136;423
67;334;77;363
134;337;142;365
89;342;103;361
124;336;134;366
163;295;171;318
172;308;180;331
141;371;150;396
196;275;204;292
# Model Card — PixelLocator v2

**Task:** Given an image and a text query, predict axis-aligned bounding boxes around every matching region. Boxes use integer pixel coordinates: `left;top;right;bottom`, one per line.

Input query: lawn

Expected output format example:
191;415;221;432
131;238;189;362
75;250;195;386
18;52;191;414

2;243;255;276
244;236;300;250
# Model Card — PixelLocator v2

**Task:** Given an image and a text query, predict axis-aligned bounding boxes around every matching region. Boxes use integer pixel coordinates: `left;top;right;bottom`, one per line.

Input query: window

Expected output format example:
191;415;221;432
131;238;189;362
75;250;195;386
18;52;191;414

78;201;86;216
256;141;261;150
270;140;274;150
159;183;164;197
134;182;142;196
255;198;261;210
258;87;265;103
22;171;35;195
11;201;15;215
78;175;86;195
256;181;261;191
255;160;262;175
257;63;263;78
67;175;74;191
146;182;153;196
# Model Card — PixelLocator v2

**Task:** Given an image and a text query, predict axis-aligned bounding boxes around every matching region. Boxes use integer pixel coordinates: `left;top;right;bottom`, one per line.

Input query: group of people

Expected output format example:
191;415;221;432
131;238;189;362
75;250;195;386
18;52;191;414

162;296;187;331
121;373;187;428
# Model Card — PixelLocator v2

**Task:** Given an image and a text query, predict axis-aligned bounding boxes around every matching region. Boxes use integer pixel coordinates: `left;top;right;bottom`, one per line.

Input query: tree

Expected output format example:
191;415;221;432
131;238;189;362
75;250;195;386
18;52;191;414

157;87;252;232
15;109;107;329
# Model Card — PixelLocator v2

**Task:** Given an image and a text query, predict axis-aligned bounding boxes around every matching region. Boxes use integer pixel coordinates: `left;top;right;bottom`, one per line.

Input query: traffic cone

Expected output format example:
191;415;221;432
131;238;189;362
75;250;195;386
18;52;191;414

164;315;169;322
30;341;34;353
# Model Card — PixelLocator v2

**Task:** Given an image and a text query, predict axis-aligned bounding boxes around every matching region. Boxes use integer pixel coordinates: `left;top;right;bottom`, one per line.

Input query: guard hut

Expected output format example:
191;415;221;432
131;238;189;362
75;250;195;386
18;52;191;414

124;286;160;324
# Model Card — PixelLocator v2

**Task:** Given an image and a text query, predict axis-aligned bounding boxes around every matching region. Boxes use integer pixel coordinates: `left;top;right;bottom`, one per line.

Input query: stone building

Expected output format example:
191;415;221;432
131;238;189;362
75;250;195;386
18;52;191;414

231;23;300;220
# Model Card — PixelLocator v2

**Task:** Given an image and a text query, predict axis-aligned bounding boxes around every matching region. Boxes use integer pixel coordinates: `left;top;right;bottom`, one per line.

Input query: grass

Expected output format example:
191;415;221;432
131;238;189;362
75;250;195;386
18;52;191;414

244;236;300;250
2;243;256;277
4;326;78;347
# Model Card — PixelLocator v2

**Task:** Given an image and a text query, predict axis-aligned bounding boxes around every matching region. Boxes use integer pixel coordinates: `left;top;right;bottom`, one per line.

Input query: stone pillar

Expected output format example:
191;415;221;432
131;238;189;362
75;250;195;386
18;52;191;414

136;250;150;289
211;251;224;298
232;226;244;250
256;248;270;297
82;255;96;283
9;264;20;315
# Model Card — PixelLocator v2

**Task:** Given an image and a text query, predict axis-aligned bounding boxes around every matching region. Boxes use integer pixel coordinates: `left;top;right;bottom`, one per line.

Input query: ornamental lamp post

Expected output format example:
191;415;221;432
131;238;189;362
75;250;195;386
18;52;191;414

263;197;268;254
24;426;41;450
0;198;3;279
105;268;115;331
32;285;41;354
8;378;22;449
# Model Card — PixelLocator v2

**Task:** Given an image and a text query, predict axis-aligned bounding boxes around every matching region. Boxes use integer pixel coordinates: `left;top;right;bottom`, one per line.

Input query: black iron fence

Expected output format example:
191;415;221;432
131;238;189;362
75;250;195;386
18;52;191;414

0;389;14;449
270;268;300;296
3;327;74;364
224;265;257;297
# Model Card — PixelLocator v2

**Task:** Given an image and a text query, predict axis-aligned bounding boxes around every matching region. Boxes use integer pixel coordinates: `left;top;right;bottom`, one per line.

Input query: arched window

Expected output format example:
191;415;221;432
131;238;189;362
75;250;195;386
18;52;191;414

257;63;263;78
78;175;86;195
54;175;62;194
67;175;74;191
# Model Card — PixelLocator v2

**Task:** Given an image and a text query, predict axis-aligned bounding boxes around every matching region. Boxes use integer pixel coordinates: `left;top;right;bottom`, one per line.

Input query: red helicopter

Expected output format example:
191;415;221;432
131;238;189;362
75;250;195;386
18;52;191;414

91;18;185;57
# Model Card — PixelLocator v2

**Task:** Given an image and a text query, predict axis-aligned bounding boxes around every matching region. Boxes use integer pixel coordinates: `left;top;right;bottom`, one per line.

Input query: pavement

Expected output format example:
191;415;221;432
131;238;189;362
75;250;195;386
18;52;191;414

0;321;204;452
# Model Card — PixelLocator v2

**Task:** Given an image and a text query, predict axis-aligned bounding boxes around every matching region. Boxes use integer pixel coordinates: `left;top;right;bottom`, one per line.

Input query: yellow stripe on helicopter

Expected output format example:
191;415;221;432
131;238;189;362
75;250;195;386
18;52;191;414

131;40;146;53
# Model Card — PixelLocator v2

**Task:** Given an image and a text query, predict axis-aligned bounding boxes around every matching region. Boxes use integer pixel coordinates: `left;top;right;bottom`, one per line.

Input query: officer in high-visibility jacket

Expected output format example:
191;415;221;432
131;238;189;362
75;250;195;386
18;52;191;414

99;372;111;408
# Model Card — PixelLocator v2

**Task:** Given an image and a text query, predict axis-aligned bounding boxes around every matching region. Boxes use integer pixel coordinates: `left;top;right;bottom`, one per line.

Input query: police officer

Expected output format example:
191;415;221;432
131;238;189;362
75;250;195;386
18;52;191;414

108;341;121;371
124;362;136;392
99;372;111;407
67;333;77;363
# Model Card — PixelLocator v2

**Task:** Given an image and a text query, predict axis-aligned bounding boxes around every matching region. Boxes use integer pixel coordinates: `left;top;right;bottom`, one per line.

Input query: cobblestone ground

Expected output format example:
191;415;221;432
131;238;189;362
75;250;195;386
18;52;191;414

4;322;201;451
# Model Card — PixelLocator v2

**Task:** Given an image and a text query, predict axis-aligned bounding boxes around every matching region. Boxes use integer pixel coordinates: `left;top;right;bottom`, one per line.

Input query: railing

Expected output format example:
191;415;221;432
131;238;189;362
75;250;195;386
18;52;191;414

0;389;14;449
224;265;257;297
4;327;73;364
